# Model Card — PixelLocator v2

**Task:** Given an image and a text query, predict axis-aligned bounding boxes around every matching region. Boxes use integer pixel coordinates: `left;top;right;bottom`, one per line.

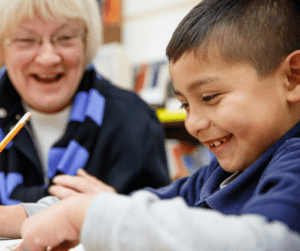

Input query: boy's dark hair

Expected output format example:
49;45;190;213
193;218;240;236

166;0;300;77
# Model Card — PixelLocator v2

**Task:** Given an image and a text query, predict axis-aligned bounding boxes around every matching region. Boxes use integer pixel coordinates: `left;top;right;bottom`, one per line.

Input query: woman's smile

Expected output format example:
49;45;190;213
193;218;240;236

32;73;63;83
4;15;86;113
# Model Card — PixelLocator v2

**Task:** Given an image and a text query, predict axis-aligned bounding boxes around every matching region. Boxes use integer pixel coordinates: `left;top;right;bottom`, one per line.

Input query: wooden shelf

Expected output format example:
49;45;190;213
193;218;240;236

162;121;199;145
155;108;198;145
102;0;122;44
103;24;122;44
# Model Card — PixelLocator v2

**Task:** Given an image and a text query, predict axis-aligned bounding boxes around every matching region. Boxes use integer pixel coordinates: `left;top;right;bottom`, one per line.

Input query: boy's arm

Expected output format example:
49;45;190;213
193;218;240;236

81;190;300;251
15;194;96;251
12;190;300;250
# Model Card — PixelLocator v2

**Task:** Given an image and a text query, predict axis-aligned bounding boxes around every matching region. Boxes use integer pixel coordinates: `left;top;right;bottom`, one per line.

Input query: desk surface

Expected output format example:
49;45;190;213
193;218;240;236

0;239;85;250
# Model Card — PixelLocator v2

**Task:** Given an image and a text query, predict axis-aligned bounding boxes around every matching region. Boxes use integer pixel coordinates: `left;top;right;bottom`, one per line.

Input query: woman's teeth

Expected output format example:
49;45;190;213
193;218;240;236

34;74;62;82
39;74;57;78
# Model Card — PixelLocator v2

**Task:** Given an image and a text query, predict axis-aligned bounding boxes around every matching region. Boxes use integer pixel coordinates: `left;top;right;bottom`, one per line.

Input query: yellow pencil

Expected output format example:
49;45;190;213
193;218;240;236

0;112;31;153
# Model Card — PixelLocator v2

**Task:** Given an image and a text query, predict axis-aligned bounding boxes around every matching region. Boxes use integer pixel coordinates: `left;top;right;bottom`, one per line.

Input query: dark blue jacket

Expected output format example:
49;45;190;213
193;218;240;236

147;121;300;233
0;66;170;205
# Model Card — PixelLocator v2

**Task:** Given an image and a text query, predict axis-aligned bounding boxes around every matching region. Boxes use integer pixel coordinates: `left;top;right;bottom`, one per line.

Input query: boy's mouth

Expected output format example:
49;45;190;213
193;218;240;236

208;134;233;148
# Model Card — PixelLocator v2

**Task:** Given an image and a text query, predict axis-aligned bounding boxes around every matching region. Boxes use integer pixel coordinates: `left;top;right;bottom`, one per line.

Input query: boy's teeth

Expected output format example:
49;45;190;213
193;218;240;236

211;141;221;147
210;136;230;147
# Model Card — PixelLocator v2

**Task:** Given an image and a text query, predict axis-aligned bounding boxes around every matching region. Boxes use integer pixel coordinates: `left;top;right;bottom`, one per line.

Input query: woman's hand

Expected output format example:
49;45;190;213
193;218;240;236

0;205;27;239
14;194;96;251
49;169;117;200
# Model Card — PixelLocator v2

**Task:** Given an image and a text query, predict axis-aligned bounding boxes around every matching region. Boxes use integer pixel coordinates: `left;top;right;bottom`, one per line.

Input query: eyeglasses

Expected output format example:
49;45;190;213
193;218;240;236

6;29;86;52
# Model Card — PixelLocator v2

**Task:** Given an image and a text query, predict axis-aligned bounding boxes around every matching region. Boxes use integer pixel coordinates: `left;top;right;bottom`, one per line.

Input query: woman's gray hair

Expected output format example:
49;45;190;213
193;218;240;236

0;0;102;67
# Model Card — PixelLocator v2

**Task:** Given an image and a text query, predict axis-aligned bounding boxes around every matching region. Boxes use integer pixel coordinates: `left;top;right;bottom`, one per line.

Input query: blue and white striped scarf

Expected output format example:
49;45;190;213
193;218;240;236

0;66;106;204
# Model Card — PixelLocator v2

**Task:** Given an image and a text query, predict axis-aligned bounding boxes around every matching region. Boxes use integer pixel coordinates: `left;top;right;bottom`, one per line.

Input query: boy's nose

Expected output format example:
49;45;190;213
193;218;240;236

185;111;210;139
35;42;61;66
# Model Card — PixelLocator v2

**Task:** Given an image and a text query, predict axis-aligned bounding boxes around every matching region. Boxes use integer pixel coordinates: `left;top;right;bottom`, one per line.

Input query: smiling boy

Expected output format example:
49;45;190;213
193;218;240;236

171;55;295;173
10;0;300;250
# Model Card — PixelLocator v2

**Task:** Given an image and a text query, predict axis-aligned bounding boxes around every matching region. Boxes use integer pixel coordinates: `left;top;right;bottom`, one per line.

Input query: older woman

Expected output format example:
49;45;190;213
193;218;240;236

0;0;170;206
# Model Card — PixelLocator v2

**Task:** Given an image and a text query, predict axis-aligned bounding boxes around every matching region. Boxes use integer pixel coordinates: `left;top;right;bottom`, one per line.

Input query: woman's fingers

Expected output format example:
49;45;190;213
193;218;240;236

51;172;117;198
49;185;78;200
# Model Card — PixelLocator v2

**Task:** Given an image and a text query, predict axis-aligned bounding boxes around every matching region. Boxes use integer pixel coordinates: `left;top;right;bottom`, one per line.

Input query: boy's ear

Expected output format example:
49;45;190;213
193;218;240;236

285;50;300;103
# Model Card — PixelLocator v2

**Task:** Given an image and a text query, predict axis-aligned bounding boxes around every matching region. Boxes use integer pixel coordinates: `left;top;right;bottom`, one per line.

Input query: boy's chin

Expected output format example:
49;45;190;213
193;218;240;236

218;160;245;173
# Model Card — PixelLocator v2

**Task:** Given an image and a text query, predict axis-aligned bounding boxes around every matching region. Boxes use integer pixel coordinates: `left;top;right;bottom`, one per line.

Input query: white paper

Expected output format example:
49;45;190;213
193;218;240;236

0;239;85;250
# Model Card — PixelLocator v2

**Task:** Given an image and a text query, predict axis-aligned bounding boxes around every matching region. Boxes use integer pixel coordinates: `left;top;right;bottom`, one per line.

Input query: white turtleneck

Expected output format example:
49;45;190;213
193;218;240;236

22;102;71;184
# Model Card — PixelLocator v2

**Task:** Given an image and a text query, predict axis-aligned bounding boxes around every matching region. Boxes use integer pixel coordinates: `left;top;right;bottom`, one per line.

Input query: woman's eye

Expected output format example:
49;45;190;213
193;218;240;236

14;38;36;44
57;35;73;41
202;93;220;102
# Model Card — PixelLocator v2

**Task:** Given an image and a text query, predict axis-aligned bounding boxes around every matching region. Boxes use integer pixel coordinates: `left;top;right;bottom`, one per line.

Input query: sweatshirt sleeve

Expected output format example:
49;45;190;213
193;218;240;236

80;191;300;251
21;196;59;217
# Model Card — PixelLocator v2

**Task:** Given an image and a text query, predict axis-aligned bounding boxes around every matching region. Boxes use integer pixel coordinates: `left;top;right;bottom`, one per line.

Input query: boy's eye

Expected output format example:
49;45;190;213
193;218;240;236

202;93;220;102
180;103;189;110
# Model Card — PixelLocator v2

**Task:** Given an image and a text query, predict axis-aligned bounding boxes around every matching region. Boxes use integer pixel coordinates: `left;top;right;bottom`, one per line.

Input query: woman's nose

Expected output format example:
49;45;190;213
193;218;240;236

35;41;61;66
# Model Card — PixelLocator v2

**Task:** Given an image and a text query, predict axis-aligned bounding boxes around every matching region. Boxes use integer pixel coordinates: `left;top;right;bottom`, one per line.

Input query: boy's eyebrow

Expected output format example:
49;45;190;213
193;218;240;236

174;76;221;96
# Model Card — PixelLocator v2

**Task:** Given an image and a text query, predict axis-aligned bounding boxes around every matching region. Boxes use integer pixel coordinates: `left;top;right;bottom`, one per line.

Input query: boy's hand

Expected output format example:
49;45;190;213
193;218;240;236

49;169;117;200
14;194;96;251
